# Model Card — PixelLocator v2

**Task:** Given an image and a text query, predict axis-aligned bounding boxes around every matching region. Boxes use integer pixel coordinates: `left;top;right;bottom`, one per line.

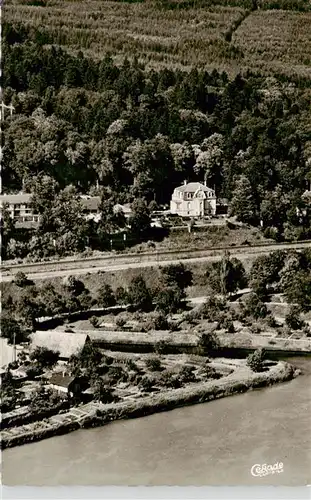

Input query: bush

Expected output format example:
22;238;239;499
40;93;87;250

145;312;169;331
90;316;100;328
198;296;228;321
116;317;126;329
26;364;43;380
179;365;196;383
125;359;139;371
266;314;278;328
197;329;220;354
197;365;218;380
250;323;262;335
217;313;235;332
246;348;265;372
13;271;31;287
145;356;162;372
160;371;181;389
139;375;155;392
154;339;169;355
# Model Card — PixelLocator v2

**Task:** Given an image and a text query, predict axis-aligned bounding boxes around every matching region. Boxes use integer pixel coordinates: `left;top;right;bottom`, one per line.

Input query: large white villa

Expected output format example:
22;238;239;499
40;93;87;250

170;181;217;217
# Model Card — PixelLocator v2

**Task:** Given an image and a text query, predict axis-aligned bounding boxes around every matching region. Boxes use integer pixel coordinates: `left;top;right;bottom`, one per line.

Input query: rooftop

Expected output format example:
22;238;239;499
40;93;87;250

30;331;89;359
0;193;32;204
0;193;101;210
175;182;215;194
49;373;76;389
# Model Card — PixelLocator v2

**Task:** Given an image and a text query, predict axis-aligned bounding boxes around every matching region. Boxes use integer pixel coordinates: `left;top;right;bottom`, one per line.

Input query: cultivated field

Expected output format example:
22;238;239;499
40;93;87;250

4;0;311;78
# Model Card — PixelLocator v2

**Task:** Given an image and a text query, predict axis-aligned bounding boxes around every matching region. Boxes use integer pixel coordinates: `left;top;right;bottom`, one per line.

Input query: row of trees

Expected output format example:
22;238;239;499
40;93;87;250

2;248;310;349
1;262;193;344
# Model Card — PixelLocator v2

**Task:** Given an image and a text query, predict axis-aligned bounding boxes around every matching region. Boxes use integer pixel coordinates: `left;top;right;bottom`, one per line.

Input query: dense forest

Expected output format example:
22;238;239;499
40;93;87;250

1;1;311;259
4;0;311;79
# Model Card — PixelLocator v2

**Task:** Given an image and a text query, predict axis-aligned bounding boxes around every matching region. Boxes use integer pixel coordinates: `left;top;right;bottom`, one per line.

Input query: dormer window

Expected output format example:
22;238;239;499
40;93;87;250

187;192;192;199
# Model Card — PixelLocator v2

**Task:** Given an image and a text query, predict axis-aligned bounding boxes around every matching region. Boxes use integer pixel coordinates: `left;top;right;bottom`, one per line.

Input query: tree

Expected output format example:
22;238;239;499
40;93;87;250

154;286;184;314
30;174;60;214
115;286;128;305
206;254;247;296
38;283;66;316
198;329;220;354
29;346;59;369
229;175;258;225
97;196;125;240
199;296;228;321
160;263;193;294
249;251;286;298
1;315;26;345
247;348;265;372
15;287;39;330
194;133;224;184
129;199;151;235
62;275;86;296
127;276;152;311
244;293;268;320
1;202;16;259
285;306;304;330
280;253;311;311
260;185;291;232
97;284;116;308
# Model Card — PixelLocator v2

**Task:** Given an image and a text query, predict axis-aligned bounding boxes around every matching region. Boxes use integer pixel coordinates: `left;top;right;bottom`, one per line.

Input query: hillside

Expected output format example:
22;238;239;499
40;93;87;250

3;0;311;79
2;0;311;261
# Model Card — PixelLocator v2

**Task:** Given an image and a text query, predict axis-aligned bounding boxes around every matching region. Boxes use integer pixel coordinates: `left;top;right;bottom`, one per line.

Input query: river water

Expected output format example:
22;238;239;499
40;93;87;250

2;357;311;487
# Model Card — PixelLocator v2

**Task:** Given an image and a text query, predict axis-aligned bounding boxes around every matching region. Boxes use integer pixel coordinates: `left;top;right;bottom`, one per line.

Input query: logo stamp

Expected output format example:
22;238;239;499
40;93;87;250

251;462;284;478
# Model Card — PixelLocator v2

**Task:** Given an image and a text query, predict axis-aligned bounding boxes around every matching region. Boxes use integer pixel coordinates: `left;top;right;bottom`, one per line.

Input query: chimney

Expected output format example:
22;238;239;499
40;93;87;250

184;179;187;186
204;179;207;187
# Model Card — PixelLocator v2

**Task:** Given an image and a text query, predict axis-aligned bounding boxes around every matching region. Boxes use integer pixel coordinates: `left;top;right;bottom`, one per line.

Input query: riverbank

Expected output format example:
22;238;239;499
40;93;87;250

1;360;296;450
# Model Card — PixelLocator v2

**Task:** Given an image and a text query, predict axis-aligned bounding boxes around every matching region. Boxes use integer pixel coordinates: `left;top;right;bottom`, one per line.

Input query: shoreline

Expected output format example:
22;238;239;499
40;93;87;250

1;360;296;451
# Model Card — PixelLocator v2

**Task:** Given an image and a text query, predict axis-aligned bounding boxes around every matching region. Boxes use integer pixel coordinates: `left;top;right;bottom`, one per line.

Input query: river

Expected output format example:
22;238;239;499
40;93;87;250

2;357;311;487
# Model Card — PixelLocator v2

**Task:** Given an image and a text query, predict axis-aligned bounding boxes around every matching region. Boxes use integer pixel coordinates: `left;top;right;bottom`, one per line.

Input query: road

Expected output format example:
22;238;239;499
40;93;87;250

2;241;310;282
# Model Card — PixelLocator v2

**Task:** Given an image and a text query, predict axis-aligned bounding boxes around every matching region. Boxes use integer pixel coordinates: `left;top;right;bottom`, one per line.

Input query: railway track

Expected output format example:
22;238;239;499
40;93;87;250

1;240;310;281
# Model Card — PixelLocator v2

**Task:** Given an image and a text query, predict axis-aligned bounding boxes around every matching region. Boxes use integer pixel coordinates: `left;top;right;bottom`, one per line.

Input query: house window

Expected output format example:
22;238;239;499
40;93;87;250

187;192;192;199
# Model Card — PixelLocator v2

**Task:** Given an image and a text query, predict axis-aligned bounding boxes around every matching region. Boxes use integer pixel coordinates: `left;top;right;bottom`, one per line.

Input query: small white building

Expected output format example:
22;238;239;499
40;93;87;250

170;181;217;217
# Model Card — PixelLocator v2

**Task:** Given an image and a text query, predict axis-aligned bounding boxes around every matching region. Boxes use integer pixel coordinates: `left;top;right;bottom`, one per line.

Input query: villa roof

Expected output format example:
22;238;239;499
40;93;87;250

49;373;76;389
30;331;89;359
175;182;214;193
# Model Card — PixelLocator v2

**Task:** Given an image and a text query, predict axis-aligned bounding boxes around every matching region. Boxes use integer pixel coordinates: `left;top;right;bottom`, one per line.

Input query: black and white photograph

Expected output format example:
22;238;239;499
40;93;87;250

0;0;310;496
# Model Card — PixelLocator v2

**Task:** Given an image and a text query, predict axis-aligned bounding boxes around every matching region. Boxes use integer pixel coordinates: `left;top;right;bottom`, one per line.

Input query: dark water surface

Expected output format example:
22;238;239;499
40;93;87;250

3;358;311;486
